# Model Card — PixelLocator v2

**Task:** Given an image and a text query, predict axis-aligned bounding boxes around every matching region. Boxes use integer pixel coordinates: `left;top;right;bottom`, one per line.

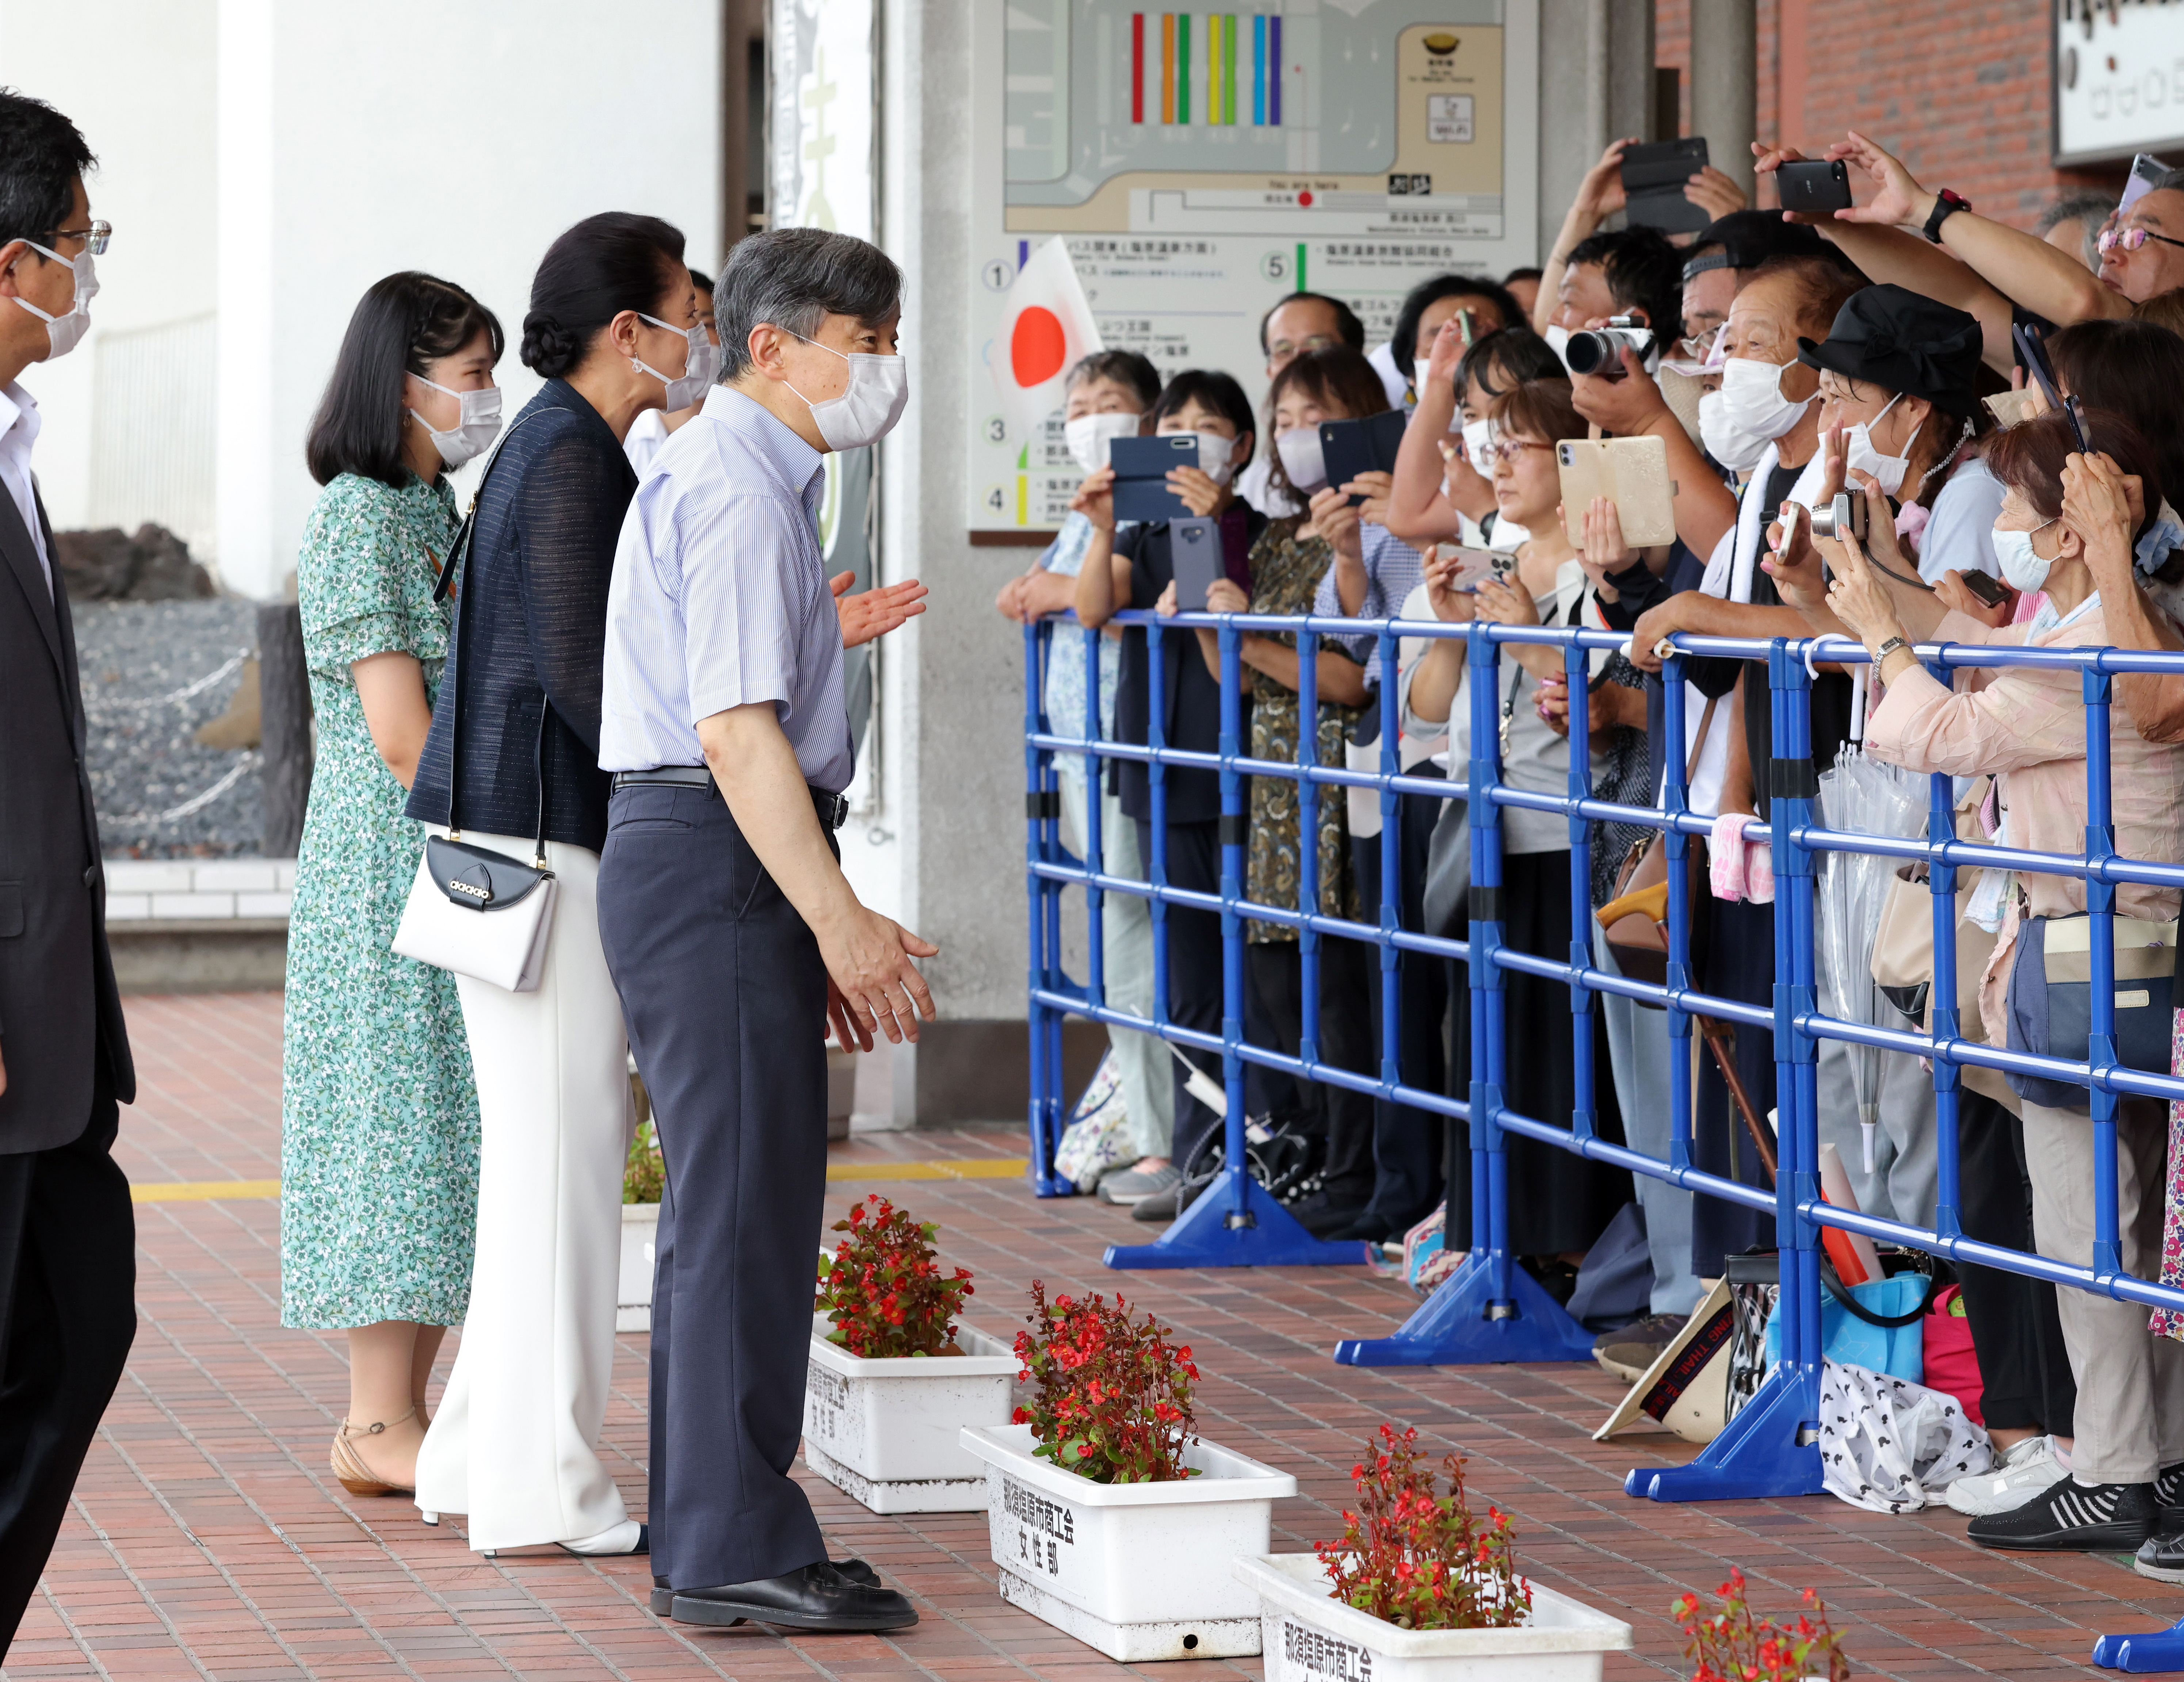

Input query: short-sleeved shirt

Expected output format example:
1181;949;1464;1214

1309;520;1424;685
600;386;853;792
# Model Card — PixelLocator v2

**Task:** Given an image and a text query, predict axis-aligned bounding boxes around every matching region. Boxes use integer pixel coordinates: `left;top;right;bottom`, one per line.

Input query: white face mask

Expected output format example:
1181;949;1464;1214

1064;409;1139;473
1193;430;1237;486
1699;355;1813;472
783;328;908;451
410;376;503;469
12;241;97;360
1992;517;2058;594
1460;417;1496;471
1843;391;1920;498
1542;323;1571;373
1275;425;1328;494
633;313;721;412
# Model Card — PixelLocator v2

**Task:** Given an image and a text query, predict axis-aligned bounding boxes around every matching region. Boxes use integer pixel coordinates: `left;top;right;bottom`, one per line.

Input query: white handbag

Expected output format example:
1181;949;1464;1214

391;421;560;992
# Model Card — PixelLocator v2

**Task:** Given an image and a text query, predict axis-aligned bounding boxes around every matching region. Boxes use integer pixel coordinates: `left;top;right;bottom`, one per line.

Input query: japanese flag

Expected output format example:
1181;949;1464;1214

990;236;1103;447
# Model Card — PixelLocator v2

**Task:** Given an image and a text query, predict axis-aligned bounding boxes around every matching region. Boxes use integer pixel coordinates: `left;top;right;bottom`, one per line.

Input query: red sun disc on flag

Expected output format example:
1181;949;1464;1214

1011;306;1069;387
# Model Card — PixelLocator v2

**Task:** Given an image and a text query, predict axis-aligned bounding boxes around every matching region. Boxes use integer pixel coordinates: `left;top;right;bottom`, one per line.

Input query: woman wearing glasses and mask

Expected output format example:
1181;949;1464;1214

404;213;713;1558
283;272;501;1499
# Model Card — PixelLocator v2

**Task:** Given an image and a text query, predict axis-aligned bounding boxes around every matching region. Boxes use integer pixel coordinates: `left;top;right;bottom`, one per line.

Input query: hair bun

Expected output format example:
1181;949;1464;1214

521;313;580;377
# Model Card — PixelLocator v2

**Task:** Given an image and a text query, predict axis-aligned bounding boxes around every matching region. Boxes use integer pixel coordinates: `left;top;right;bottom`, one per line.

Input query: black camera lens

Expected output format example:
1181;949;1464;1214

1562;329;1615;375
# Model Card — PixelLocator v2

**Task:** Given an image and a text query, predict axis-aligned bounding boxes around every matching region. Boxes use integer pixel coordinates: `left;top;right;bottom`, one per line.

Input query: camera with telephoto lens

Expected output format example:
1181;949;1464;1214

1562;315;1654;381
1807;490;1869;543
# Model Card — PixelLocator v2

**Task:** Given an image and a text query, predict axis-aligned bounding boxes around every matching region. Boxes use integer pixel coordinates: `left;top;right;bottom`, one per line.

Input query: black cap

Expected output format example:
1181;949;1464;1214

1681;209;1829;283
1795;284;1982;410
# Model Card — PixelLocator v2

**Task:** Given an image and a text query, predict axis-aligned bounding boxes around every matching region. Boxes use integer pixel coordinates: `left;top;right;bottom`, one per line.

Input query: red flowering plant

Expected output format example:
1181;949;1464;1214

1672;1570;1851;1682
813;1193;974;1359
1011;1279;1201;1483
1316;1423;1529;1632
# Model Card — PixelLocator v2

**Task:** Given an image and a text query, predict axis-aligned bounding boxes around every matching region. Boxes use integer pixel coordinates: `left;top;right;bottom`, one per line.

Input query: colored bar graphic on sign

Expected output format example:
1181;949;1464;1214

1161;13;1175;123
1269;15;1281;125
1223;15;1237;125
1132;13;1145;124
1176;13;1189;125
1207;15;1222;125
1252;15;1265;125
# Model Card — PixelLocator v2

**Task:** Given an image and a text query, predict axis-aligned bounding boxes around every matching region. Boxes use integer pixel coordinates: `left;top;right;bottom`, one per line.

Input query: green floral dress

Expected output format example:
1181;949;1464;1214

280;472;480;1329
1245;516;1363;943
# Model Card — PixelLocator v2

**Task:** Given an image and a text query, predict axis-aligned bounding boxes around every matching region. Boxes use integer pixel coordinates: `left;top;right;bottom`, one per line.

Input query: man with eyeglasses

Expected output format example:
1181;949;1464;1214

1233;290;1365;517
0;91;134;1655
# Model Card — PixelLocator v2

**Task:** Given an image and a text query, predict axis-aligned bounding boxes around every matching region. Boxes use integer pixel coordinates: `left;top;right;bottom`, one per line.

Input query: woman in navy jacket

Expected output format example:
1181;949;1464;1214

406;212;709;1558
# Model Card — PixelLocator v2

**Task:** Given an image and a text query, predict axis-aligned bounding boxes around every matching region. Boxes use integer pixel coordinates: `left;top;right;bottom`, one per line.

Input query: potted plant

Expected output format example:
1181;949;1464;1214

618;1089;664;1331
959;1281;1298;1663
1235;1423;1633;1680
803;1193;1018;1513
1673;1569;1851;1681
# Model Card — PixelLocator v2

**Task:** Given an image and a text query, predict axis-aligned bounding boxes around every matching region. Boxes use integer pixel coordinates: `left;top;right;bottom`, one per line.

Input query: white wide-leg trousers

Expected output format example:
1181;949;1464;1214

414;834;634;1550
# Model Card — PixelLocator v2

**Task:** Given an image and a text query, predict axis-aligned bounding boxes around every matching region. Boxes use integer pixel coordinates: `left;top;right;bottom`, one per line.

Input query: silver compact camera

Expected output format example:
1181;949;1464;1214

1562;315;1655;381
1807;490;1869;543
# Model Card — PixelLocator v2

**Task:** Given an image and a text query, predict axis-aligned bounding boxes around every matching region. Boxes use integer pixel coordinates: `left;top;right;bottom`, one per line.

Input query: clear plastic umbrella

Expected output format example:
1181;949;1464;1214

1816;733;1924;1175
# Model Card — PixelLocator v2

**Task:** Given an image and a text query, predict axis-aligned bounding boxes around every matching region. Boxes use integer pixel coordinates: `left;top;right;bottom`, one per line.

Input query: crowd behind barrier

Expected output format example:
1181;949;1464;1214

1021;606;2184;1495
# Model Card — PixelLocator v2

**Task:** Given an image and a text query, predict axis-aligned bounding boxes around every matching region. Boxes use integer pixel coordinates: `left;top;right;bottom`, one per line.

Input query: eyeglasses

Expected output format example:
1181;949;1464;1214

1676;325;1724;363
1268;333;1341;360
1479;438;1554;467
31;220;110;256
2099;225;2184;256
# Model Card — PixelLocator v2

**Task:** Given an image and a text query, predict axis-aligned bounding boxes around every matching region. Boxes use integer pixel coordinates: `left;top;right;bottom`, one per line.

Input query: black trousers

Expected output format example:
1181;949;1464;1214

1244;940;1377;1202
1954;1089;2076;1436
597;785;830;1591
0;1068;134;1654
1137;818;1226;1171
1349;789;1448;1235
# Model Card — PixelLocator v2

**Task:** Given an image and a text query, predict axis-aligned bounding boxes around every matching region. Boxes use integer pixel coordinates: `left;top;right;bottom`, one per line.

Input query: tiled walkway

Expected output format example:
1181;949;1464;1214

9;992;2180;1680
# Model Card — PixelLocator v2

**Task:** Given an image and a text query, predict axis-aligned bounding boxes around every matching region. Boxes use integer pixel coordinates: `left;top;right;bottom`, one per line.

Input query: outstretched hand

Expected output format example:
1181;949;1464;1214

2062;449;2140;594
835;573;929;647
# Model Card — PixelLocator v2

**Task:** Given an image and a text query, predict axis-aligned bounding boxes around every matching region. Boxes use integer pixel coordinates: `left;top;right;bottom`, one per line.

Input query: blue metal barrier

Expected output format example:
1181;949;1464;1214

1023;604;2184;1667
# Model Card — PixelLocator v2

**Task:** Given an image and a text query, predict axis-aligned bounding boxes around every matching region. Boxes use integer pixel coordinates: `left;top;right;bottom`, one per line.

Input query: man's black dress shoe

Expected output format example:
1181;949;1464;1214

652;1560;888;1621
670;1562;916;1630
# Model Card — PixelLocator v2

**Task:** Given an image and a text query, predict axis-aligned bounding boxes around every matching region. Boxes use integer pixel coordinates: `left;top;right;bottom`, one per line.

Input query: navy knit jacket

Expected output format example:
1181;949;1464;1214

407;380;637;853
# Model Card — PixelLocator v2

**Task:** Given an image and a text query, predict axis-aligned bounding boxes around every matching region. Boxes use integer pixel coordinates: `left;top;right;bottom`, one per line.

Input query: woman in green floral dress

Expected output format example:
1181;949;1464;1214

1183;346;1381;1226
282;272;503;1498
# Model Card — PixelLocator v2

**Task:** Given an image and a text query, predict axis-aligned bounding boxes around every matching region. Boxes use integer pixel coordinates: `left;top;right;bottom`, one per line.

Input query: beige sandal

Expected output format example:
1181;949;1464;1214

331;1406;417;1496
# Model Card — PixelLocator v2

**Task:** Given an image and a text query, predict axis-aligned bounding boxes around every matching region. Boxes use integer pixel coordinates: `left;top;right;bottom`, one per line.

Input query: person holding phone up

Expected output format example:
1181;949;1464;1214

1072;369;1263;1219
1403;376;1637;1291
1165;346;1385;1237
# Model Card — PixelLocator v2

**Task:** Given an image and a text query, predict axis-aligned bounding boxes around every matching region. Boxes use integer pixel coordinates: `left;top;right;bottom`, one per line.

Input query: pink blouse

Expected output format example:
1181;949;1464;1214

1864;604;2184;922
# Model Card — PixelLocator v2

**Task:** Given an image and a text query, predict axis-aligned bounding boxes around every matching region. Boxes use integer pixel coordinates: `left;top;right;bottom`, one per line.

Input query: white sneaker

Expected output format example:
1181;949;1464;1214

1945;1434;2067;1516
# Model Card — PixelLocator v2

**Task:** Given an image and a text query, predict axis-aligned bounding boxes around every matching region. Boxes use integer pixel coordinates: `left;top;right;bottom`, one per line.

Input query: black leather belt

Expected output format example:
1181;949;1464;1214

612;765;849;833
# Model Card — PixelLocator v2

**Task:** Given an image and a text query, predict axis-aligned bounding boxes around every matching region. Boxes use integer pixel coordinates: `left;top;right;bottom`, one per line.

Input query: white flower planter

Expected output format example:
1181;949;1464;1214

1236;1552;1633;1682
617;1202;659;1332
803;1314;1020;1511
960;1421;1298;1663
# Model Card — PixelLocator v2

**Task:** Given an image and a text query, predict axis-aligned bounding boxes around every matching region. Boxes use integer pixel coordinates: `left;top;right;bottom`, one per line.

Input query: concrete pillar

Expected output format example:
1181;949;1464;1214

1535;0;1657;260
1689;0;1759;199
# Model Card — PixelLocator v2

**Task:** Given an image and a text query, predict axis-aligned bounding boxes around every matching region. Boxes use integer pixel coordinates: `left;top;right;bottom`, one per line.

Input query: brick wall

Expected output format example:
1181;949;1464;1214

1762;0;2120;229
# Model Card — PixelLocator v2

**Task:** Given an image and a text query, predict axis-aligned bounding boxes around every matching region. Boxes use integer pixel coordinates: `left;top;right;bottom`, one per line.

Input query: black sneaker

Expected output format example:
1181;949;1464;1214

2155;1460;2184;1509
1967;1479;2157;1552
1593;1313;1689;1384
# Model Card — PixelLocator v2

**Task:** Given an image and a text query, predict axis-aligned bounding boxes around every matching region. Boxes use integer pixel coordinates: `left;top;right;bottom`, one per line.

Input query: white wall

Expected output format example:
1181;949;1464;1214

0;0;218;538
217;0;722;599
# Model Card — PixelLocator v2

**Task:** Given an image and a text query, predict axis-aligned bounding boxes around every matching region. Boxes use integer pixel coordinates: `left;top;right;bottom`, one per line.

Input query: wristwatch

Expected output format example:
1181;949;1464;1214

1874;634;1910;668
1924;189;1972;243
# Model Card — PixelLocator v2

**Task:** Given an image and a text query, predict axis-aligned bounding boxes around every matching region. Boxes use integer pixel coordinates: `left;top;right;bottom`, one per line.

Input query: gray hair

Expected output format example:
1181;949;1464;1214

715;226;903;381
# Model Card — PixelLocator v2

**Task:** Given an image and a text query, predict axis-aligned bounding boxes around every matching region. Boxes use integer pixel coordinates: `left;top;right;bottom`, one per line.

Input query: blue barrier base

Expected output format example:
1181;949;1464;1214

1623;1365;1823;1502
2095;1619;2184;1673
1329;1253;1595;1365
1102;1168;1371;1269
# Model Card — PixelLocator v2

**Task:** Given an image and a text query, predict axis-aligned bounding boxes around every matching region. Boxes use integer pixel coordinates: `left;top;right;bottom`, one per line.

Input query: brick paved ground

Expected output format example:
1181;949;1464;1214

10;992;2183;1681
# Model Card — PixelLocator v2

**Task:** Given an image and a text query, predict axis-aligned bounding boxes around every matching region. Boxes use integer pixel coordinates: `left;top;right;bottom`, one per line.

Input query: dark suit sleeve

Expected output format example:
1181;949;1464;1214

508;426;633;756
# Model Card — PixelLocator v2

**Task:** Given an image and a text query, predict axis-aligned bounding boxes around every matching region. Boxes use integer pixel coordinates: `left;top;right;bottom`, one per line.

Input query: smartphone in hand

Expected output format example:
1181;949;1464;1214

1775;158;1853;213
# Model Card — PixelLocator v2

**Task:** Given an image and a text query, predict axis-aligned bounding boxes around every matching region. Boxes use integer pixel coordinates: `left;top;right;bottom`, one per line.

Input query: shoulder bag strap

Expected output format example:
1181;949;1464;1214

433;410;550;842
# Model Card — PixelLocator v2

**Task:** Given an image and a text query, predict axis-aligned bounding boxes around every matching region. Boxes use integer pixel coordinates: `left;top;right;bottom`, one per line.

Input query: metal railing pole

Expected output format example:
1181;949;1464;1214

1024;620;1062;1193
1147;619;1172;1040
1775;645;1823;1412
1298;627;1323;1075
1219;621;1251;1230
1084;624;1106;1012
1926;752;1963;1245
1468;620;1508;1303
1564;634;1597;1143
1376;625;1402;1110
1662;657;1696;1177
2085;666;2123;1286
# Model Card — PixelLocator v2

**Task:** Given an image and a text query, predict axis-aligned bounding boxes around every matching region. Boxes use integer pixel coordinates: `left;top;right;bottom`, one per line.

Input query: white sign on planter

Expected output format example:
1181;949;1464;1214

803;1314;1020;1511
1236;1552;1633;1682
961;1421;1298;1663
